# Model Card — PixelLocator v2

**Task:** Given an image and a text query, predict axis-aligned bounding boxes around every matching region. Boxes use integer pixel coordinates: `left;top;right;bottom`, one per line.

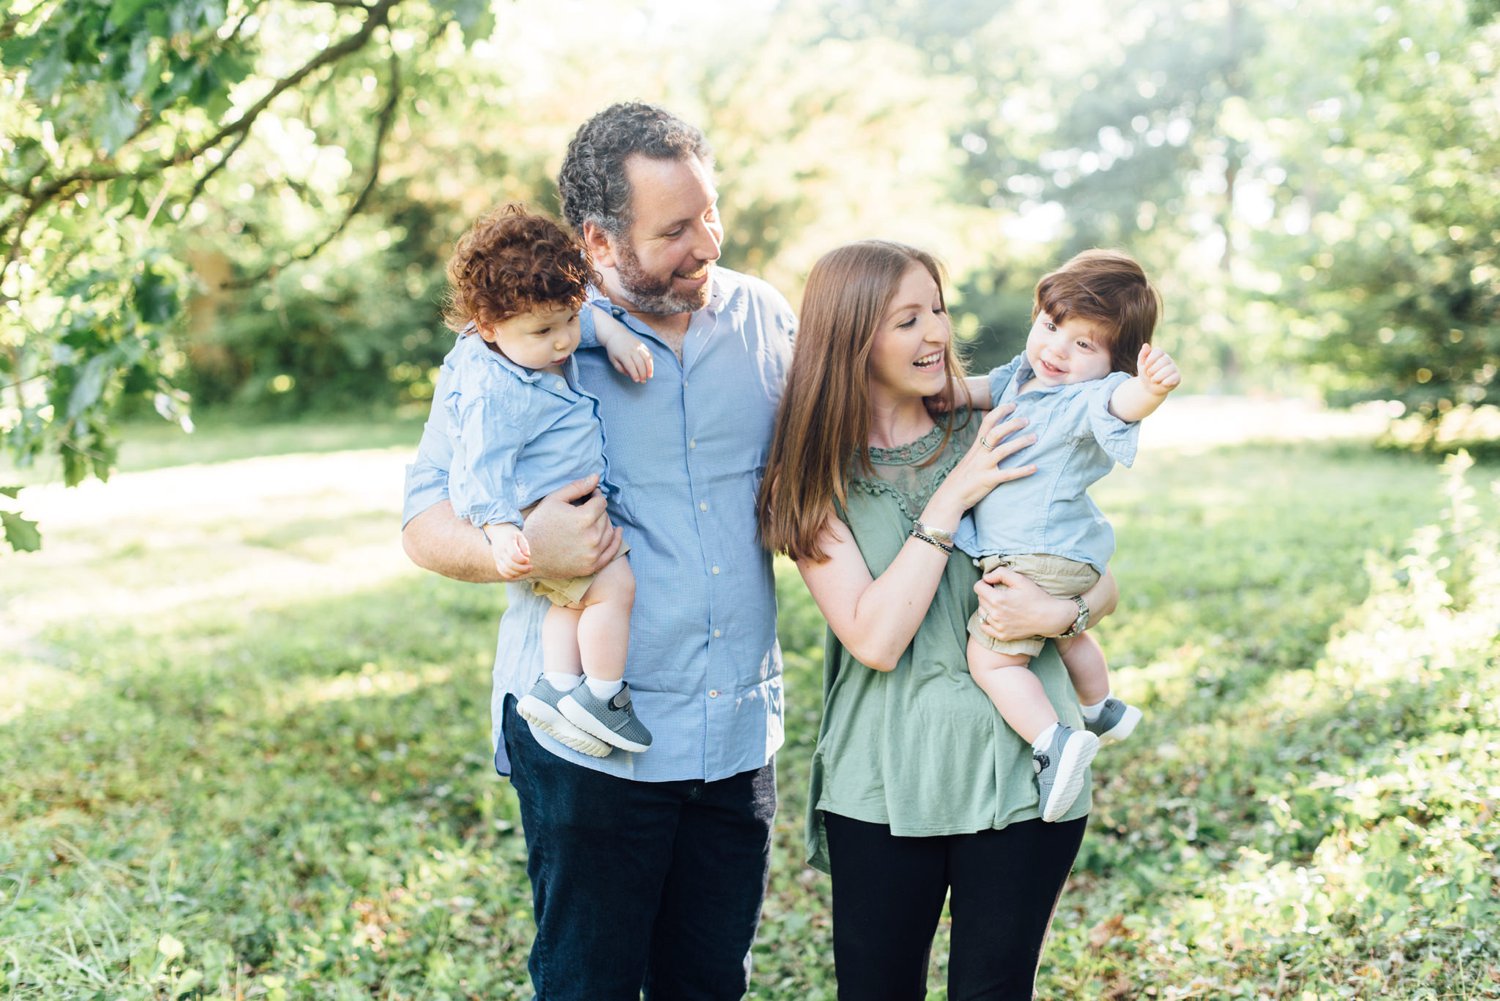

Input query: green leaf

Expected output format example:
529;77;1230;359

173;969;204;998
26;43;68;101
67;353;114;421
133;267;179;324
214;50;254;87
0;487;20;500
434;0;496;44
0;509;42;553
109;0;154;29
94;87;140;154
121;32;152;94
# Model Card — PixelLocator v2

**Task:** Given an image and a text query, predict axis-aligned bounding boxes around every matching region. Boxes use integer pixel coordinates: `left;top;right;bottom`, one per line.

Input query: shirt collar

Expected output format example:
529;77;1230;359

461;323;573;386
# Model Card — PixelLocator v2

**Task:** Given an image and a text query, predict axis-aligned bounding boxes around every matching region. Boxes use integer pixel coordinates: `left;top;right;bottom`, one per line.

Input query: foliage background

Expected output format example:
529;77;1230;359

3;0;1499;547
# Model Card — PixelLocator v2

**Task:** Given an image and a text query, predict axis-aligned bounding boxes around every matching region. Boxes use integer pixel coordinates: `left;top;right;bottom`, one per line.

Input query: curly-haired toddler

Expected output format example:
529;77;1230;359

442;203;656;757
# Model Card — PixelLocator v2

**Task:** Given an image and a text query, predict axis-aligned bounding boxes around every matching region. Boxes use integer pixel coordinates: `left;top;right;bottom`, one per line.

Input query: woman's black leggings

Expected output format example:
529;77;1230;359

823;812;1088;1001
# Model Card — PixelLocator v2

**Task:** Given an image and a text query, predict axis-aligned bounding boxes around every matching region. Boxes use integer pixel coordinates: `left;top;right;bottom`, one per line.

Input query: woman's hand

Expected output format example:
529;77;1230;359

974;566;1119;642
922;404;1038;527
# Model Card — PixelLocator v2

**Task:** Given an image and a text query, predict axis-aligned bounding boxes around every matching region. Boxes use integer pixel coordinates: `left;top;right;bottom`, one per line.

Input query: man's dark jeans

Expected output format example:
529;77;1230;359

501;695;777;1000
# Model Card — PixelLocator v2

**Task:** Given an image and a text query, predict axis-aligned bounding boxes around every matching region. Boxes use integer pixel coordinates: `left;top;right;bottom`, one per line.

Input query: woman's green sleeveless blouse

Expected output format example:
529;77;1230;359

805;419;1091;873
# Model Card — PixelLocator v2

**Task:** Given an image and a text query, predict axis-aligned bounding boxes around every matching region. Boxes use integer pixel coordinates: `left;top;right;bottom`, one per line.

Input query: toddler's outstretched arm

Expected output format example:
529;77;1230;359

1109;344;1181;423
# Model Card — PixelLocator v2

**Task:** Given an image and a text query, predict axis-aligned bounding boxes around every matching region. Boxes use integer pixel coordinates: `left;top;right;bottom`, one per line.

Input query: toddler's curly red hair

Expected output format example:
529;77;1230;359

443;204;597;333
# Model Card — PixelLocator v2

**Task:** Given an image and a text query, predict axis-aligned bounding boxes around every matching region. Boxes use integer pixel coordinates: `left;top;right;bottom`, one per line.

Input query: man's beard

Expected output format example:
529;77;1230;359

613;242;711;315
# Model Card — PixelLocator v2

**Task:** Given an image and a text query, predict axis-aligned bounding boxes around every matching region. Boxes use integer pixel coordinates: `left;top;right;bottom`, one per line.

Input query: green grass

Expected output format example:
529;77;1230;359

1;413;429;486
3;422;1498;999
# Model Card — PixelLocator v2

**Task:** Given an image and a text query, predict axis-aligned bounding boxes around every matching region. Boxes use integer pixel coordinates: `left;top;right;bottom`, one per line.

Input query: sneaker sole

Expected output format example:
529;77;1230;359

1041;732;1100;822
516;694;613;758
1092;704;1142;744
559;695;651;754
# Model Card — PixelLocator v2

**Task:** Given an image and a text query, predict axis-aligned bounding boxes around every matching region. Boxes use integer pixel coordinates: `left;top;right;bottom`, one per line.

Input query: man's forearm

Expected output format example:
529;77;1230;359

402;501;504;583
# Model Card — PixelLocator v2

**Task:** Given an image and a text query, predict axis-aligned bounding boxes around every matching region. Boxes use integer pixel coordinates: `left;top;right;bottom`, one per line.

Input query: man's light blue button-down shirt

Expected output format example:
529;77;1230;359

403;268;795;782
442;329;616;531
956;354;1139;573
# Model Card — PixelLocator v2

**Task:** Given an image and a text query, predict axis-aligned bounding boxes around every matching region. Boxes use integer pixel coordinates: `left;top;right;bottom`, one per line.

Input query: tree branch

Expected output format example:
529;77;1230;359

0;0;405;264
223;51;402;289
184;128;254;209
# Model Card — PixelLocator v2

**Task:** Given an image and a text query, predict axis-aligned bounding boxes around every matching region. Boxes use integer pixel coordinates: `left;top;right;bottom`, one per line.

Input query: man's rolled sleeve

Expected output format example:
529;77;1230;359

402;378;456;528
451;396;526;529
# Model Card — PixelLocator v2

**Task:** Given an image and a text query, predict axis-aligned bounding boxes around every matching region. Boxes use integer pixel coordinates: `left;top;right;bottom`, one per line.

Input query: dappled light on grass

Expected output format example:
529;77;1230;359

269;663;456;716
1;448;413;666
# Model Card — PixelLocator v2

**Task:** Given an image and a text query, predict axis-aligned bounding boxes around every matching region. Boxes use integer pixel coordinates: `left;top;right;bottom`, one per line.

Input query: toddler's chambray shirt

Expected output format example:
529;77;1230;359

955;354;1139;573
403;268;795;783
442;328;617;531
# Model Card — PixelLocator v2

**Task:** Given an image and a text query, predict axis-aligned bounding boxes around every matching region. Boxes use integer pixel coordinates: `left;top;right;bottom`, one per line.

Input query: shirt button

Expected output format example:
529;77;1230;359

699;502;708;512
711;565;720;575
713;629;722;638
708;689;720;698
689;439;697;449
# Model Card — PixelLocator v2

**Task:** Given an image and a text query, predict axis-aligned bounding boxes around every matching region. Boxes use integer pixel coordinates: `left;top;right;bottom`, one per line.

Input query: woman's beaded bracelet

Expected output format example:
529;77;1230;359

909;527;954;555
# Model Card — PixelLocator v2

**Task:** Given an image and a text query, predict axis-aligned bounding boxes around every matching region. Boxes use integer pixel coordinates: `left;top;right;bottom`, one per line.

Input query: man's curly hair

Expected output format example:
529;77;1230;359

442;204;597;334
558;102;713;238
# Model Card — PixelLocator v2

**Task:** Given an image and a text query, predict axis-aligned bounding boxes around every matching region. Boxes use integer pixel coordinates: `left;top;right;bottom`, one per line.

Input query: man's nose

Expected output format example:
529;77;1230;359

691;219;723;263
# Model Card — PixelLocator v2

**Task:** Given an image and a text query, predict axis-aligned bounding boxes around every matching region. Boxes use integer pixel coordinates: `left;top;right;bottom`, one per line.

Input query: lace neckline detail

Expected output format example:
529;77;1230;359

867;422;947;468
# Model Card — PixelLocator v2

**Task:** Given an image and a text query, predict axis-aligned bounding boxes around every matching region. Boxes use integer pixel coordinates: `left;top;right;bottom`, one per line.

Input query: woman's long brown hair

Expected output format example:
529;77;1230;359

758;241;968;563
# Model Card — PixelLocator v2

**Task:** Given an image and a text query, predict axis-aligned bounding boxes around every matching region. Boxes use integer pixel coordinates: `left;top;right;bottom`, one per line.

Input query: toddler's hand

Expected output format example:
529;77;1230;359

596;308;654;383
608;338;654;383
1137;344;1181;397
488;524;533;581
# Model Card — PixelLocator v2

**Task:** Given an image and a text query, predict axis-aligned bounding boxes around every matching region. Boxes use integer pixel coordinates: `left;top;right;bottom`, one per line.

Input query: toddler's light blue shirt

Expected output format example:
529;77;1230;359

403;268;795;783
442;329;617;531
955;354;1139;573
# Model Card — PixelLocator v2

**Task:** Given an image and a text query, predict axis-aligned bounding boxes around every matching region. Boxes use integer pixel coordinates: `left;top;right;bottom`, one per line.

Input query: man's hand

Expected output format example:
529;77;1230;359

522;474;623;580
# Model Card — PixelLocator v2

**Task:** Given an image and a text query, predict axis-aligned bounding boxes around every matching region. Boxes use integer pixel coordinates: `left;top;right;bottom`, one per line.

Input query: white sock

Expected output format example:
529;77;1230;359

584;677;625;700
544;672;582;691
1080;696;1110;723
1031;722;1061;754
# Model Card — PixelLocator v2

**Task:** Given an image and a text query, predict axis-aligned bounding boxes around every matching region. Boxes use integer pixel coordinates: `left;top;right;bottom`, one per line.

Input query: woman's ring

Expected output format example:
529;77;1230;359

985;435;999;450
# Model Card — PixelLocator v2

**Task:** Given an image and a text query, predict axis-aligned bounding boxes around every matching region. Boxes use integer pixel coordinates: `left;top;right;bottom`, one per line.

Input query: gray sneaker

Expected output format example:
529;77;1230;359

560;682;653;753
516;679;612;758
1033;724;1099;823
1085;697;1142;744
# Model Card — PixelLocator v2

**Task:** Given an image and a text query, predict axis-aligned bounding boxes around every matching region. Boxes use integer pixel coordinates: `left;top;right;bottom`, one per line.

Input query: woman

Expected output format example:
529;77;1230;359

758;241;1118;999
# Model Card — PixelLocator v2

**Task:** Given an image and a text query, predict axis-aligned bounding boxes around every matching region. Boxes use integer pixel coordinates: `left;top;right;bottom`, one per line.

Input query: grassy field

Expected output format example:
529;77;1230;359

2;416;1498;1000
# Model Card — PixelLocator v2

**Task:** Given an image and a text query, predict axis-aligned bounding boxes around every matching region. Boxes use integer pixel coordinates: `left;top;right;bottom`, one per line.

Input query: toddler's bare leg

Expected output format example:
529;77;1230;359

541;605;583;678
1054;632;1109;706
574;557;635;683
967;638;1059;744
